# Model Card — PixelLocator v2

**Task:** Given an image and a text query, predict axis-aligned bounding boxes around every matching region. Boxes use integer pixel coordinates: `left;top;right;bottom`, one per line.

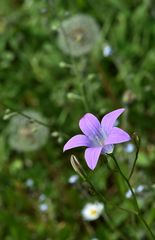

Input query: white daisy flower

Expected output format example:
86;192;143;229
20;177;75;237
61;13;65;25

81;202;104;221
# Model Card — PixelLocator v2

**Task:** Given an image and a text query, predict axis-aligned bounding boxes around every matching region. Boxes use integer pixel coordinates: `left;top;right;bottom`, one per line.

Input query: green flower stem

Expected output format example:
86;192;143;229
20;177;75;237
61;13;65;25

75;160;138;216
128;145;139;180
83;172;141;240
71;58;89;112
84;174;137;214
83;175;117;231
71;155;138;237
110;154;155;240
128;136;140;180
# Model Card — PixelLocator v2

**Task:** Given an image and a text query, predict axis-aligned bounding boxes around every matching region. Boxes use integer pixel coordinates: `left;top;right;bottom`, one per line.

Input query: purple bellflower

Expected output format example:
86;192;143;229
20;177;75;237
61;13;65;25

63;108;131;170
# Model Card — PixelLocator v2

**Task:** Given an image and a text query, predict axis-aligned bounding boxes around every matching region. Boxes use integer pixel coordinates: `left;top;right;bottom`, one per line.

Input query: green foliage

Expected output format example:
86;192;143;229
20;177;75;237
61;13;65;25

0;0;155;239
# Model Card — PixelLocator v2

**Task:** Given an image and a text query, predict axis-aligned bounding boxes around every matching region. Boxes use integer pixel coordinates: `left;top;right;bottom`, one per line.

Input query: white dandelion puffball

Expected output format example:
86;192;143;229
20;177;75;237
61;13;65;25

8;110;49;152
81;202;104;221
57;14;100;57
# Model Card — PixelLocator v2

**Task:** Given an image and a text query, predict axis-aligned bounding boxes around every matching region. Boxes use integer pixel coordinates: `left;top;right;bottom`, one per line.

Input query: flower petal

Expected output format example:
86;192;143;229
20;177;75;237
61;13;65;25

104;127;131;145
63;134;91;152
79;113;101;137
101;108;125;134
102;144;114;154
84;147;102;170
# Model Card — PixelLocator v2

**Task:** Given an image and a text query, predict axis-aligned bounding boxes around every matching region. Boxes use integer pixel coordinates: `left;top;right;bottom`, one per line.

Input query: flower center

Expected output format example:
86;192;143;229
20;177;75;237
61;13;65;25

95;135;104;146
69;28;86;43
89;127;107;147
89;209;97;216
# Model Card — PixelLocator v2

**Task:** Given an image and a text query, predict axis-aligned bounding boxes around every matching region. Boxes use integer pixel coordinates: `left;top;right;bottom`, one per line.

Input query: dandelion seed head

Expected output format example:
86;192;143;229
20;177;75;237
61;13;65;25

57;14;100;57
8;110;49;152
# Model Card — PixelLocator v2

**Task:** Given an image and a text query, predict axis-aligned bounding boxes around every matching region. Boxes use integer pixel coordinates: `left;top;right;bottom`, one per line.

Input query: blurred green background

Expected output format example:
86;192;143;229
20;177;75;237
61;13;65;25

0;0;155;239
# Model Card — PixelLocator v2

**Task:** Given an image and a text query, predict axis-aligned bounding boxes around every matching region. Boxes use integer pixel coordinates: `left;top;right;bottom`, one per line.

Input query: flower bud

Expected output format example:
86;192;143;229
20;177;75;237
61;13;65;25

59;62;71;68
3;109;17;120
70;155;87;180
132;132;140;147
67;93;81;100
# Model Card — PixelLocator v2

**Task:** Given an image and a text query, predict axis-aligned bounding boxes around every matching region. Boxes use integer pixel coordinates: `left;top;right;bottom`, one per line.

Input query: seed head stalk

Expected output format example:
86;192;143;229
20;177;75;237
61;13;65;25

59;24;89;112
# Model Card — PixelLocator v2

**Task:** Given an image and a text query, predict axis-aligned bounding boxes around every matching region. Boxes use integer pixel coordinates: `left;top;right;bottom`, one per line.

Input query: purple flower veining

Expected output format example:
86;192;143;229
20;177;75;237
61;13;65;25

63;108;131;170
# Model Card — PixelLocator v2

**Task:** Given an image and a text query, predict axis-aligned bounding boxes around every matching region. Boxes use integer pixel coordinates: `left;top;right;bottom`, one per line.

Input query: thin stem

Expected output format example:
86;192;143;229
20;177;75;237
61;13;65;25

138;215;155;239
110;154;155;240
128;148;139;180
110;154;139;210
47;1;90;112
84;175;137;215
58;24;89;112
128;140;140;180
84;175;107;203
84;176;117;231
0;102;51;129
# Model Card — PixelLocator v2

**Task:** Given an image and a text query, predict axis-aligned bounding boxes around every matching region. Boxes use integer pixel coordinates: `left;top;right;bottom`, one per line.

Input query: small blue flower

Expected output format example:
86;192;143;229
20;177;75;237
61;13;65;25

103;44;112;57
25;178;34;187
68;175;79;184
39;194;46;202
39;203;48;212
136;185;145;193
124;143;135;153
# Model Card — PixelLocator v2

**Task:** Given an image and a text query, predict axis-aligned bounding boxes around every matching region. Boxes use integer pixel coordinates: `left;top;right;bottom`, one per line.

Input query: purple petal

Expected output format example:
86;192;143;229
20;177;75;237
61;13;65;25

104;127;131;145
101;108;125;134
84;147;102;170
63;134;91;152
102;144;114;154
79;113;101;137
